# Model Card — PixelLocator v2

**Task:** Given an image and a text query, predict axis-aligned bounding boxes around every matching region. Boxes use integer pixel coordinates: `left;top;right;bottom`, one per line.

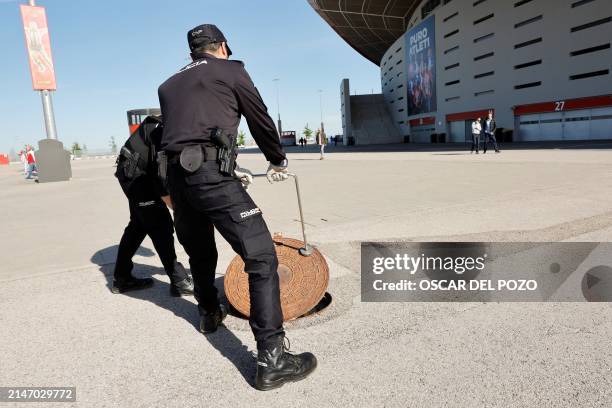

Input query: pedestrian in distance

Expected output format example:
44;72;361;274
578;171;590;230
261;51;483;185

19;149;27;175
471;117;482;154
24;145;38;180
318;130;325;160
112;115;194;297
483;111;500;154
157;24;317;391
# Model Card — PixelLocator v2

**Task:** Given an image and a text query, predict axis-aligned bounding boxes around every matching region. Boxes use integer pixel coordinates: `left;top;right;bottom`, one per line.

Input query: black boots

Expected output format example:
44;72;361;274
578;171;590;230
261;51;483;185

199;304;228;334
255;335;317;391
169;261;194;296
111;276;154;294
170;277;194;297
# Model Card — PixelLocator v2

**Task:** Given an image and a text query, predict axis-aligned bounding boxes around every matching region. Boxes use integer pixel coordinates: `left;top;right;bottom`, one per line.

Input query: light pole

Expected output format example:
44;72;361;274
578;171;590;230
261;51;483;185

273;78;282;135
317;90;325;159
317;89;324;135
21;0;71;182
29;0;58;141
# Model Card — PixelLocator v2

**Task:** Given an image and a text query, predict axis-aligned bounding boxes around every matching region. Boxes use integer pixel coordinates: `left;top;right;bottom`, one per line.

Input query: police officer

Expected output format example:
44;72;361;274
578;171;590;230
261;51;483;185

113;115;194;297
158;24;316;391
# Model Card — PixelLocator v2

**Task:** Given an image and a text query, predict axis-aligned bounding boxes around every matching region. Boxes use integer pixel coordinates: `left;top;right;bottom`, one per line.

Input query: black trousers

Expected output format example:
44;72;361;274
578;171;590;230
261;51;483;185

483;133;499;152
167;161;284;344
471;134;480;153
114;198;187;283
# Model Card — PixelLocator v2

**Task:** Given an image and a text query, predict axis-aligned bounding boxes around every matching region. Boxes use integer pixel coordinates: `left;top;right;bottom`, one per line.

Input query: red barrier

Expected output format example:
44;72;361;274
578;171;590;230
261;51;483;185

0;154;9;165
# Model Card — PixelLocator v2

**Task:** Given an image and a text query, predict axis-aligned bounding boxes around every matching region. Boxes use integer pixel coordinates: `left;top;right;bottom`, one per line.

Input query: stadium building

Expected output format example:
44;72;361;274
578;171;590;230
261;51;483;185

308;0;612;144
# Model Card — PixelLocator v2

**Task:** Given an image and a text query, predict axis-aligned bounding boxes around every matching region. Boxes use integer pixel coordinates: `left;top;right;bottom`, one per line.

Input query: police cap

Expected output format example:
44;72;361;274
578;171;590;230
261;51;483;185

187;24;232;56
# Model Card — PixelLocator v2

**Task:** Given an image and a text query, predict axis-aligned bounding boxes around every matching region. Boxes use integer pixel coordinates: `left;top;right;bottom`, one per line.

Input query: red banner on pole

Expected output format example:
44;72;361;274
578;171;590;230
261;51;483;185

20;5;57;90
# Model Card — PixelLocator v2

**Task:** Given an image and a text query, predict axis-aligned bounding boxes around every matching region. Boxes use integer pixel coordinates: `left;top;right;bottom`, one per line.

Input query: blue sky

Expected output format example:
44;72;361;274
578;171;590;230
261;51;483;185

0;0;381;153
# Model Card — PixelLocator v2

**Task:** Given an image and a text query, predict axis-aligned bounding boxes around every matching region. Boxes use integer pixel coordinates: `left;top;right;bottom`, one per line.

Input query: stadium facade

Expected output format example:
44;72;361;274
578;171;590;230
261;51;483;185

309;0;612;144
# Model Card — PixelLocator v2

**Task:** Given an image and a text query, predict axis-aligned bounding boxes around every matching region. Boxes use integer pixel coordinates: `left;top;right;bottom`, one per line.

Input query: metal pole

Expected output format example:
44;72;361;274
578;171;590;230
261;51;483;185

318;89;323;125
273;78;280;120
29;0;58;140
273;78;282;135
41;90;58;140
252;173;312;256
287;173;311;255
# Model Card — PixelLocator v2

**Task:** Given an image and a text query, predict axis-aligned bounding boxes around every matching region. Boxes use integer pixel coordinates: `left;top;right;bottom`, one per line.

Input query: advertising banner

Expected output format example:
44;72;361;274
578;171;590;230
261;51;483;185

406;16;436;116
20;5;57;90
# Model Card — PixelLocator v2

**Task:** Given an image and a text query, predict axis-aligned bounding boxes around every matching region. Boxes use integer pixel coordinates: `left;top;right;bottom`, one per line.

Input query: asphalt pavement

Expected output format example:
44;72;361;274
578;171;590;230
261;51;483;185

1;144;611;407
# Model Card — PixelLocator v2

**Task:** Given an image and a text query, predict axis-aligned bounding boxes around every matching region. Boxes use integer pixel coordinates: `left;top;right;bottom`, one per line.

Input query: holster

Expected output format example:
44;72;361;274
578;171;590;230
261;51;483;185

211;128;237;176
120;146;140;179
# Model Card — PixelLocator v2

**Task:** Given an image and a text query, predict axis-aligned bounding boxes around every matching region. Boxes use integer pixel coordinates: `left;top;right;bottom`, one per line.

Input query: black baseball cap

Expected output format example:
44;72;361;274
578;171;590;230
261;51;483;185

187;24;232;56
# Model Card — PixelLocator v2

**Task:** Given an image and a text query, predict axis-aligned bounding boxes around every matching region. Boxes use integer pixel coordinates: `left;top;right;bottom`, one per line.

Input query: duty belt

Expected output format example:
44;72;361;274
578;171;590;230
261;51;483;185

167;145;218;164
165;145;219;174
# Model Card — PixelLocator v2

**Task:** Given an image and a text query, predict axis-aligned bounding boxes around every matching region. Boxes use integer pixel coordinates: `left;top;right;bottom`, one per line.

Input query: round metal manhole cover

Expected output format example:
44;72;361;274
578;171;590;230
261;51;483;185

224;235;330;321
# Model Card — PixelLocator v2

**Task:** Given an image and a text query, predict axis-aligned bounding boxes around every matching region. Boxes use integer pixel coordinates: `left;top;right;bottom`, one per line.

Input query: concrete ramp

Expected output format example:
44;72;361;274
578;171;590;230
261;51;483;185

350;94;401;145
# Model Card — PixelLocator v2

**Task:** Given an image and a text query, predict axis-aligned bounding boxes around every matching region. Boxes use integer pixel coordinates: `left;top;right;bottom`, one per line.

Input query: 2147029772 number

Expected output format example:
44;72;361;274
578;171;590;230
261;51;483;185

0;387;76;402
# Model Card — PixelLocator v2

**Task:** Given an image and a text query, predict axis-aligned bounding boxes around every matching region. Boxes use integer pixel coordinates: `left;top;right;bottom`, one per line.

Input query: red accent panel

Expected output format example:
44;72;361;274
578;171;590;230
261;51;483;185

409;116;436;126
514;95;612;116
446;109;493;122
129;124;140;135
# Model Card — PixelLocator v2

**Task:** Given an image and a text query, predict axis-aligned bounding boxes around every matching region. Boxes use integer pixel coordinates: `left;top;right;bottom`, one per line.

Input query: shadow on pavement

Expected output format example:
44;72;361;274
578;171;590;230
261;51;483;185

90;247;256;387
90;245;155;268
431;153;473;156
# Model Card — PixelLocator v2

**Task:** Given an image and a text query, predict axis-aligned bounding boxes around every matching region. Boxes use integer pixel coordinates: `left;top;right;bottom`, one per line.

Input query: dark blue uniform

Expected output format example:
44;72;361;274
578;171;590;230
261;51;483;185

158;54;286;345
114;118;190;290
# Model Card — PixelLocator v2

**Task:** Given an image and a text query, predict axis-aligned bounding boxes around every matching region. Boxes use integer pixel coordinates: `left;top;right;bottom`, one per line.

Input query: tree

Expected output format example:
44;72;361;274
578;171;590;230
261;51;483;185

303;124;313;141
109;136;117;155
82;144;88;156
237;130;246;147
8;148;17;161
71;142;82;157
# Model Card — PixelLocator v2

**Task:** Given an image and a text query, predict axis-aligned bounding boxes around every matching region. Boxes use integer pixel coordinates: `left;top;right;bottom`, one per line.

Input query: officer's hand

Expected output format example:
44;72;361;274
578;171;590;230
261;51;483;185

161;195;173;210
266;160;289;183
234;166;254;190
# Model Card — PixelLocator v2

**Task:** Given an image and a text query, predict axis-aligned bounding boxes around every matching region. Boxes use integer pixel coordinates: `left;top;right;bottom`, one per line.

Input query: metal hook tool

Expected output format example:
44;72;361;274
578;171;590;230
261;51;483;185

252;173;312;256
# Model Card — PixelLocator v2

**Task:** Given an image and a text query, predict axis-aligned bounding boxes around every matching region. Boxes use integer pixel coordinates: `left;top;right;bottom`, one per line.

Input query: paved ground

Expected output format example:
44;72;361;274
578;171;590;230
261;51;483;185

1;144;612;407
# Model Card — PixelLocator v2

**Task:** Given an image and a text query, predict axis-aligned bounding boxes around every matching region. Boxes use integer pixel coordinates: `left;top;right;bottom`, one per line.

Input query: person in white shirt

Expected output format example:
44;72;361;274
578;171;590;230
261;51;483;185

25;145;38;180
19;149;27;174
317;129;326;160
471;118;482;154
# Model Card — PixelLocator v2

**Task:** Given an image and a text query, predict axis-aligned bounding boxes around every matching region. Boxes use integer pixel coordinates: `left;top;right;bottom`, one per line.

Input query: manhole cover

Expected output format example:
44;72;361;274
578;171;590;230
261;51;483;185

224;235;330;321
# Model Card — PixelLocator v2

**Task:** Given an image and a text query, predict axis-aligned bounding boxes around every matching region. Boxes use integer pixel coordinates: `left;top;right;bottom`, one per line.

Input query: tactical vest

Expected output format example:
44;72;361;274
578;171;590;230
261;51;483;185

115;115;162;194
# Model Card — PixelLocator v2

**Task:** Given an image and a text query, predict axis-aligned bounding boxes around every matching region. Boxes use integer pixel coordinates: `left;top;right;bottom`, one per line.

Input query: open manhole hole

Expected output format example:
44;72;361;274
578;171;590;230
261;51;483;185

299;292;333;318
224;236;331;321
228;292;333;321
